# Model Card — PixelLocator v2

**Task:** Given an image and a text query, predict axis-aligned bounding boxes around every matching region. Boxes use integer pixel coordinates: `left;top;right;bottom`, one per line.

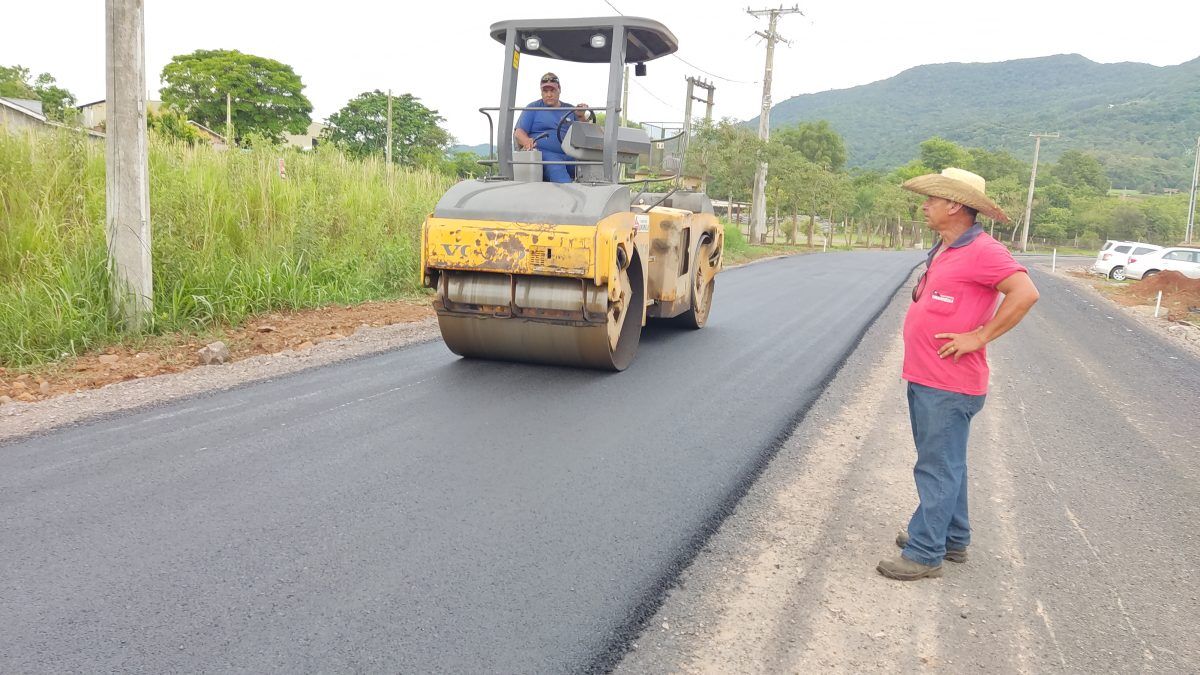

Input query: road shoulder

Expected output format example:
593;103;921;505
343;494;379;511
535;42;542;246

615;277;1056;673
1049;263;1200;359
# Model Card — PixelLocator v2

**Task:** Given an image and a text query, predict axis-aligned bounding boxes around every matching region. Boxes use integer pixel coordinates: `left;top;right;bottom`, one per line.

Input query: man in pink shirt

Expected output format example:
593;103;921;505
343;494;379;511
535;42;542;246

876;168;1040;581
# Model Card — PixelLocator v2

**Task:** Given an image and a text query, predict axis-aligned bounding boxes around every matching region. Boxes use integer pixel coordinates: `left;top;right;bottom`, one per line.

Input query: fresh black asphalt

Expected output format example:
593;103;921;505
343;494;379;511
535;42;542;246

0;250;921;673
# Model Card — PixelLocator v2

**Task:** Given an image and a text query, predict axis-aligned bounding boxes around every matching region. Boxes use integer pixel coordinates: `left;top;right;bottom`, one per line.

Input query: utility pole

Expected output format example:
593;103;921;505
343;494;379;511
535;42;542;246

681;76;716;165
621;66;630;127
225;92;233;146
105;0;152;330
386;89;394;166
1021;132;1058;253
1186;135;1199;244
747;5;801;243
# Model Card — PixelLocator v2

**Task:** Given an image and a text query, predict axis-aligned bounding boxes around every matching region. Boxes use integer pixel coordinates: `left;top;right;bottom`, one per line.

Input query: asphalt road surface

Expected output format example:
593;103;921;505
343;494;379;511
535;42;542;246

0;251;921;673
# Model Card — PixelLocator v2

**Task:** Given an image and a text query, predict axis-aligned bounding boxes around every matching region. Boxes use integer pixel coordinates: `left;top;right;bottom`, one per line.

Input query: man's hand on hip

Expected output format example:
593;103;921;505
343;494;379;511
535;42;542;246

934;329;986;362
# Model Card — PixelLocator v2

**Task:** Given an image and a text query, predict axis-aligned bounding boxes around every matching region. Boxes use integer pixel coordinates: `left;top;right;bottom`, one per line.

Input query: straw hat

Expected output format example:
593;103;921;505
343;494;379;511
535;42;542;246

901;167;1009;223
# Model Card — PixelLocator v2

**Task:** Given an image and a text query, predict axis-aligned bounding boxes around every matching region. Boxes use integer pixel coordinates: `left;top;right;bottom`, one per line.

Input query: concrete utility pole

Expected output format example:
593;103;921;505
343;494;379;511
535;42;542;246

105;0;152;330
386;89;394;166
621;67;630;127
225;92;232;146
1021;132;1058;253
681;76;715;163
747;5;801;243
1186;135;1199;244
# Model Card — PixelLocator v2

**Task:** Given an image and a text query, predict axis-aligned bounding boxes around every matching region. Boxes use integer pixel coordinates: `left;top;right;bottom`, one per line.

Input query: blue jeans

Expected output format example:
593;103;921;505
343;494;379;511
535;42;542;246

539;149;574;183
902;381;986;567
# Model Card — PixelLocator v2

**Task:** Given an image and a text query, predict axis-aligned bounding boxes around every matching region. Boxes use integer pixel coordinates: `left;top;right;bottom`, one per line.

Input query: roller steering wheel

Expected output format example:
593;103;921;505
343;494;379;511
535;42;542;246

556;107;597;144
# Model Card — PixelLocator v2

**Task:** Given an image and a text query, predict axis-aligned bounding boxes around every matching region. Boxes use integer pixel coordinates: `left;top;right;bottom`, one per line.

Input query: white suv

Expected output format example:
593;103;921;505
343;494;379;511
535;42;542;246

1091;240;1162;281
1125;247;1200;281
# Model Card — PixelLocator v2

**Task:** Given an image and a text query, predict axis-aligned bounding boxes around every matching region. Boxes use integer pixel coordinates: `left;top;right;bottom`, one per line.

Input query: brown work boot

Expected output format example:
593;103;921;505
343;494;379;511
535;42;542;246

876;555;943;580
895;531;968;564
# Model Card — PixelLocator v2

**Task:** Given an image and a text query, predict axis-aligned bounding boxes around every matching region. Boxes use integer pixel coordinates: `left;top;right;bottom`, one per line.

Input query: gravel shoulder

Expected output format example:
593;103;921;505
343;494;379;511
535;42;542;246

0;318;440;444
1029;257;1200;360
616;268;1200;673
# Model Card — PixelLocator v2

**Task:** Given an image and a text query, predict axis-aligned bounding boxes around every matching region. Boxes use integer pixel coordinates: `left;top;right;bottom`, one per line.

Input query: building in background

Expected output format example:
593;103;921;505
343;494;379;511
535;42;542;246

282;121;325;150
0;97;48;132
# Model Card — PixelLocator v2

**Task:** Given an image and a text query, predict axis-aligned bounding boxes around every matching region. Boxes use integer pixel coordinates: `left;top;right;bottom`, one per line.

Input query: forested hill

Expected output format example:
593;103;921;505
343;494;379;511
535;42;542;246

762;53;1200;190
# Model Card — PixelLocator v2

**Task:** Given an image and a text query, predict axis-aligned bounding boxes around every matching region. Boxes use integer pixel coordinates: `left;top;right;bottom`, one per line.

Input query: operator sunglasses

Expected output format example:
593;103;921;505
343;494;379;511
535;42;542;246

541;76;560;84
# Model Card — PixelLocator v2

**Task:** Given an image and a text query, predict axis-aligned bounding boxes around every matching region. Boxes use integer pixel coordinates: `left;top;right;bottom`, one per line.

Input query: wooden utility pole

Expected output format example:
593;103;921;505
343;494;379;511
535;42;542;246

105;0;152;330
747;5;801;244
1021;132;1058;253
1186;135;1199;244
386;89;394;166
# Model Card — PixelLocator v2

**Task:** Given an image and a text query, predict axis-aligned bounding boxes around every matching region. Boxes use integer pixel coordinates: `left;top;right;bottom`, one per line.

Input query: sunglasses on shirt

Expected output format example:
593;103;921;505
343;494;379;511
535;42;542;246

912;270;927;303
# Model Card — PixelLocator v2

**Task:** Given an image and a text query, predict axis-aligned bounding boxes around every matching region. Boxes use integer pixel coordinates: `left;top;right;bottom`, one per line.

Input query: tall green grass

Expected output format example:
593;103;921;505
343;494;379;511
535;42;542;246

0;129;453;367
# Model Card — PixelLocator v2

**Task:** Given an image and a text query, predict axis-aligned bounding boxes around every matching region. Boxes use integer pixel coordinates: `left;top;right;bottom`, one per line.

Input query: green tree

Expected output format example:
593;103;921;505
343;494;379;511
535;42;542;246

966;147;1025;183
0;65;34;98
1;64;77;122
147;109;206;145
891;160;933;182
159;49;312;144
918;137;969;172
1050;150;1111;195
686;119;763;205
322;91;449;165
774;120;846;171
448;151;486;178
1109;202;1149;241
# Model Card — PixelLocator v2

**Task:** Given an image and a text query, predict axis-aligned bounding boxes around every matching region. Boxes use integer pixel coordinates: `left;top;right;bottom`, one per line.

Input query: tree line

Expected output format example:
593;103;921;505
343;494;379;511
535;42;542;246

685;119;1194;248
3;50;479;178
5;50;1194;243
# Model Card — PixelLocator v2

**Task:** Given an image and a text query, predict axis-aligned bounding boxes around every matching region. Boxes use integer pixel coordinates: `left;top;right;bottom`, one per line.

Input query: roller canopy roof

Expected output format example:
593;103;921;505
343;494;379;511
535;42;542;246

490;16;678;63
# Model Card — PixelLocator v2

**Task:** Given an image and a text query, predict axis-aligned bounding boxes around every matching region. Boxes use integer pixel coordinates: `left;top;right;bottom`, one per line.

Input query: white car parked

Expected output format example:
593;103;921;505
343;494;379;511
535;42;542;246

1091;240;1162;281
1124;247;1200;281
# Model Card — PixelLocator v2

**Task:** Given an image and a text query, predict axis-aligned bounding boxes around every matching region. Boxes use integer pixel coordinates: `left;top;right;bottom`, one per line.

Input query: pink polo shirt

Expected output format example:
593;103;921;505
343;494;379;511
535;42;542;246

902;226;1027;396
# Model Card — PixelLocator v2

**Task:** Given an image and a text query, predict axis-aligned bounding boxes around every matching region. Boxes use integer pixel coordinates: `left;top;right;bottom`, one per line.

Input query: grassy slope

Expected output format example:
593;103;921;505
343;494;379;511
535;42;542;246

0;130;451;366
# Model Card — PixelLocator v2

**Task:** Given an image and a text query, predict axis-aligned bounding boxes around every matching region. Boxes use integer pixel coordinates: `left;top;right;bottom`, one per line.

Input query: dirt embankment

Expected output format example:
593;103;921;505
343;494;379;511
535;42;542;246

0;301;432;406
1116;271;1200;321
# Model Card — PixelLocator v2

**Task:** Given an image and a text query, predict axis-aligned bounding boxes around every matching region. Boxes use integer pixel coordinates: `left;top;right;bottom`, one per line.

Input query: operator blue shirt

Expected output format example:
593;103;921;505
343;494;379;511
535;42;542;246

516;100;577;182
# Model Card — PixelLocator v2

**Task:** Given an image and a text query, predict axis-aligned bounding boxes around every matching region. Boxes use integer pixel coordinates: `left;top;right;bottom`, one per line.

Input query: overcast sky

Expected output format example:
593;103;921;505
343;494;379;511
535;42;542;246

4;0;1199;145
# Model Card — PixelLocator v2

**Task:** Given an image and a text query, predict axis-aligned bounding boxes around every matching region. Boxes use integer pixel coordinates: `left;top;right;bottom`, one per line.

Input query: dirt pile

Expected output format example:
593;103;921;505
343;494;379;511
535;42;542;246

0;300;432;405
1127;271;1200;321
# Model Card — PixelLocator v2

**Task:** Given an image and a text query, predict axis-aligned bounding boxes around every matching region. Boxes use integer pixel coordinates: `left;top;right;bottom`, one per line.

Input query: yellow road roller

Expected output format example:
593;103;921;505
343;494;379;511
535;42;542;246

420;16;723;370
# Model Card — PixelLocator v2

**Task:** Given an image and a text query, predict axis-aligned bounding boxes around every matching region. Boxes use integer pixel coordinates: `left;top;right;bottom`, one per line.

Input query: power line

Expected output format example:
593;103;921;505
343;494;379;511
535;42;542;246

631;77;682;114
600;0;758;85
671;54;758;85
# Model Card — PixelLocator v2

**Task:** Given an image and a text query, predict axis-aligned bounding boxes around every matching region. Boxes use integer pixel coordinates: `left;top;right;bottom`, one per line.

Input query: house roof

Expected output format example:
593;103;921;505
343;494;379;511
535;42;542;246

0;97;48;123
186;120;226;142
4;98;44;115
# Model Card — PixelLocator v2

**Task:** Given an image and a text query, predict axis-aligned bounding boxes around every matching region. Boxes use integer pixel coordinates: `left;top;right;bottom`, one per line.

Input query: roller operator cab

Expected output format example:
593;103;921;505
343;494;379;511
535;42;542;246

420;16;724;370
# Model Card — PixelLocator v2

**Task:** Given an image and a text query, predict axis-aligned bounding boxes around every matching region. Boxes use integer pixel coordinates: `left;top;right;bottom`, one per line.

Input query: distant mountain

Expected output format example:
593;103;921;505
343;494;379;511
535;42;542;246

759;54;1200;190
450;143;493;157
